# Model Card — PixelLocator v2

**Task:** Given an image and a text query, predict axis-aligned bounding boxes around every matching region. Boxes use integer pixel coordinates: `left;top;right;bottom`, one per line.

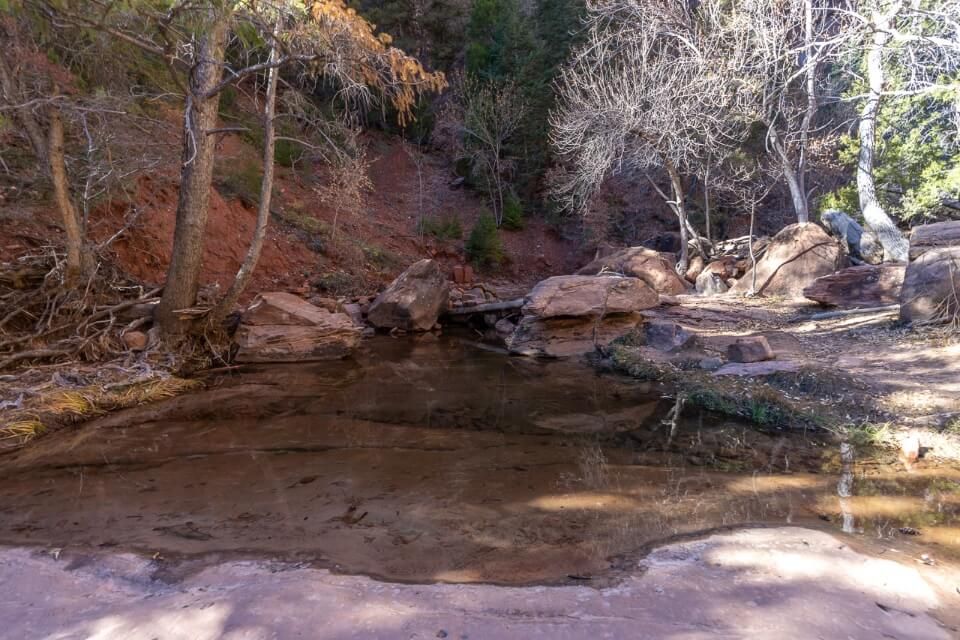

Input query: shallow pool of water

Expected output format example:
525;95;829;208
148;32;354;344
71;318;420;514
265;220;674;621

0;336;958;584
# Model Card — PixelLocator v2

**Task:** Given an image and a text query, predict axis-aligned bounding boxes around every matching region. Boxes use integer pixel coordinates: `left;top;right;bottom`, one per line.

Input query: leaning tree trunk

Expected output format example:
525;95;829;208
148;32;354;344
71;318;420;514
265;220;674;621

665;160;690;275
857;13;909;263
48;106;92;283
768;124;809;224
212;33;280;321
156;13;231;335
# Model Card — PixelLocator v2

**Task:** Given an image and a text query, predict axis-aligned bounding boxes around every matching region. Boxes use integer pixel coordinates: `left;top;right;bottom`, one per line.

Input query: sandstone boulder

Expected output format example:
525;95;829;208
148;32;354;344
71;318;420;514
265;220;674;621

803;264;905;308
900;247;960;324
577;247;689;295
507;275;659;357
507;314;644;358
731;223;845;298
368;259;450;331
524;275;660;319
684;256;705;283
243;292;337;326
908;221;960;261
727;336;775;363
235;292;362;363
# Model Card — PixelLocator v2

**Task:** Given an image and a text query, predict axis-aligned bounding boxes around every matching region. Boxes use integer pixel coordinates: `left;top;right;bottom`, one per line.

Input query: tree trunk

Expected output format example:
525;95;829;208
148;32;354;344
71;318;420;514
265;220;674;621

156;12;231;335
212;31;280;322
795;0;817;221
857;10;909;263
0;47;48;163
665;160;690;275
768;124;809;223
48;106;92;282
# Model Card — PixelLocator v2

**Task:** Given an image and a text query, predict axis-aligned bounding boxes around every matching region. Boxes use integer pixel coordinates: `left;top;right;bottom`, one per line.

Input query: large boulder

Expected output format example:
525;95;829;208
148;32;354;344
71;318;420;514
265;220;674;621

507;275;659;357
367;259;450;331
900;247;960;324
803;264;905;308
908;221;960;261
821;210;884;264
235;292;362;363
730;223;845;298
524;275;660;318
577;247;690;295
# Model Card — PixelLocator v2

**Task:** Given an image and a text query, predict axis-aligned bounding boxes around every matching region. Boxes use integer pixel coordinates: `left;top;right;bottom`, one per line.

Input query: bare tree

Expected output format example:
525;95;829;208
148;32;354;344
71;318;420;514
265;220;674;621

454;76;527;228
724;0;844;224
551;0;746;273
34;0;445;336
314;129;373;248
841;0;960;262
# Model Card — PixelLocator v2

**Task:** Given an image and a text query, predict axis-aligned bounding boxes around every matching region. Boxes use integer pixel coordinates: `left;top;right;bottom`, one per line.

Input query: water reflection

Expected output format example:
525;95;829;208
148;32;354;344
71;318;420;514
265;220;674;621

838;442;856;534
0;336;956;584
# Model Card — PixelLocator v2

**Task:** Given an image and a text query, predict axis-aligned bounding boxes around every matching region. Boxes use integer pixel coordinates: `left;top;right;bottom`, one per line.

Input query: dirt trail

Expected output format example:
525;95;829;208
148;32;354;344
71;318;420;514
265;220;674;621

645;296;960;429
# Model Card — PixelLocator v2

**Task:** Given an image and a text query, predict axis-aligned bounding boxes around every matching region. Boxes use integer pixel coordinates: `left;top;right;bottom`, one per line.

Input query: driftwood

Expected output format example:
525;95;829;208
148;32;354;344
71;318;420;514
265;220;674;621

803;264;905;308
909;221;960;260
445;298;525;316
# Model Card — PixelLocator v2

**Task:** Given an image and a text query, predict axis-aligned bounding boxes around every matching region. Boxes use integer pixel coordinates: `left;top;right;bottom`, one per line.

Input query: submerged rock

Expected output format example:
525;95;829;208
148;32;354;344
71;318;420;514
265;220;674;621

731;223;845;298
368;259;450;331
235;292;362;363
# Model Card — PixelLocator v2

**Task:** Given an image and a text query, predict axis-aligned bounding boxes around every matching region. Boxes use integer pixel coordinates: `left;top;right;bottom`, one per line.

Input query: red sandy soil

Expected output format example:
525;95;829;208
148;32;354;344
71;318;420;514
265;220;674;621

1;131;580;302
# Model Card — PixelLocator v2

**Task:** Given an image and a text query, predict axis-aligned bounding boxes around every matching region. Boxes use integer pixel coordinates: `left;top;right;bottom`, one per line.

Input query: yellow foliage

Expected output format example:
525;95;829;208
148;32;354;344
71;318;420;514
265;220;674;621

306;0;446;125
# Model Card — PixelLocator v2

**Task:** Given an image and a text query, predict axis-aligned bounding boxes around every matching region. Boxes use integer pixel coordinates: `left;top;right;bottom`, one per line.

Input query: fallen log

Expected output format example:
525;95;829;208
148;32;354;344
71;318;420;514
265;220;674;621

803;264;905;308
444;298;525;316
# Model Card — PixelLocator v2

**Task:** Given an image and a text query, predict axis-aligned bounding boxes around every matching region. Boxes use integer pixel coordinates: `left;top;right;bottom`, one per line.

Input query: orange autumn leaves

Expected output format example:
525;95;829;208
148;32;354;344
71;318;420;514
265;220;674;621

307;0;447;125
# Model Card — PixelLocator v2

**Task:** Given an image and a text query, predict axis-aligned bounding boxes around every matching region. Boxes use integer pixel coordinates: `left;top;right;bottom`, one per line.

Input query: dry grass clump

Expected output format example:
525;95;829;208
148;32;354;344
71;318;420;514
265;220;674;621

0;376;201;446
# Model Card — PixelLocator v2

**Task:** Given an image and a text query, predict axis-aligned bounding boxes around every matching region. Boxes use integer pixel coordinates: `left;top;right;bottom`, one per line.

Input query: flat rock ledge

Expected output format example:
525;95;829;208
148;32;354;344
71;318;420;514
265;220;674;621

1;527;953;639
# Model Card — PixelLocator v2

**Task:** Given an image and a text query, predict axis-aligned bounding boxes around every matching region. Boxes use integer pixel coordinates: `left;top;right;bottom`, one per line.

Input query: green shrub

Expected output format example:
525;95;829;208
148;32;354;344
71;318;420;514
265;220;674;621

274;138;301;168
501;193;524;230
466;212;505;268
419;215;463;241
217;161;263;206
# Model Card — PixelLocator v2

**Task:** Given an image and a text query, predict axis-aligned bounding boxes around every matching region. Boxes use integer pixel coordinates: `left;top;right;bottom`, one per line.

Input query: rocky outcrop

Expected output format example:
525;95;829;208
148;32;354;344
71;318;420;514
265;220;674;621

900;247;960;324
235;292;362;363
367;259;450;331
804;264;905;308
507;275;659;357
577;247;689;295
821;210;884;264
730;223;845;298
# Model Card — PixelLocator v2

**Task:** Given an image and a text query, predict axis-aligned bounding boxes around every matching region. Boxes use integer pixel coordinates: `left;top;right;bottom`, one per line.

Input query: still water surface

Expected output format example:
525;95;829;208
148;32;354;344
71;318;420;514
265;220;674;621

0;337;957;584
